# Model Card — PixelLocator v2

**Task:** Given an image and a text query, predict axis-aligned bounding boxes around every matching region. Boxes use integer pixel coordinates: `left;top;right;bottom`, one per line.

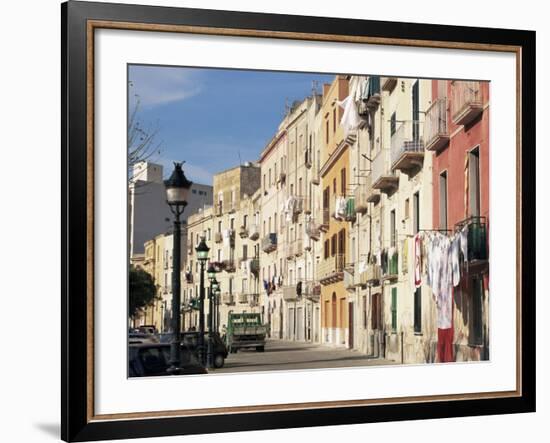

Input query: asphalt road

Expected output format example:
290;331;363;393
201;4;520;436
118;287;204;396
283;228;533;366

212;339;395;373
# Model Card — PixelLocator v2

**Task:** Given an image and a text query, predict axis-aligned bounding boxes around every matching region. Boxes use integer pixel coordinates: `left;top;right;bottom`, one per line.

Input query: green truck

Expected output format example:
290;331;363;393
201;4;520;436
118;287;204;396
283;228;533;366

225;313;266;353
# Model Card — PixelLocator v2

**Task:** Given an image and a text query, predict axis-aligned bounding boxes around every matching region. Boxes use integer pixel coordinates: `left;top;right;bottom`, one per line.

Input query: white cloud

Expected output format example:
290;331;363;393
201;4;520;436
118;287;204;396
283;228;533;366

129;66;201;108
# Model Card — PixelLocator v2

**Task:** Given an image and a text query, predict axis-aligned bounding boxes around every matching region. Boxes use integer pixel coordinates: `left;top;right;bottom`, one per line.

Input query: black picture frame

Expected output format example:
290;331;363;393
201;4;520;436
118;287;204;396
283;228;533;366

61;1;536;441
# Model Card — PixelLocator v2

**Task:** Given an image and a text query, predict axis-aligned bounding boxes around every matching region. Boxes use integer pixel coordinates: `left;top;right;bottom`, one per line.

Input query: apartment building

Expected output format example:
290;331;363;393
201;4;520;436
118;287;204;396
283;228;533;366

427;79;490;361
259;129;287;339
211;163;262;331
318;76;351;347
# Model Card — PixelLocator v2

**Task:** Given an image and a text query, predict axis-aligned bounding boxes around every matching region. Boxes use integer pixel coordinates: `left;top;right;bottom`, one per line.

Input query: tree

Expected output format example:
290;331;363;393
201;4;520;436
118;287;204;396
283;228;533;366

129;265;158;319
128;81;163;183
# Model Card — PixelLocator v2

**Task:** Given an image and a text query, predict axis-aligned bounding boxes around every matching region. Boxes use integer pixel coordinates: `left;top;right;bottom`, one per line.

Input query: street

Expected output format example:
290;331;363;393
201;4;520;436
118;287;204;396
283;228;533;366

212;339;395;373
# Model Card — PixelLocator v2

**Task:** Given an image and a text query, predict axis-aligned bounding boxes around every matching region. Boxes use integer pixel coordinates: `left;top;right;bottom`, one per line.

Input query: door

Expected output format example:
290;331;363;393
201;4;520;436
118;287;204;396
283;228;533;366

348;302;354;349
297;307;304;341
288;307;295;340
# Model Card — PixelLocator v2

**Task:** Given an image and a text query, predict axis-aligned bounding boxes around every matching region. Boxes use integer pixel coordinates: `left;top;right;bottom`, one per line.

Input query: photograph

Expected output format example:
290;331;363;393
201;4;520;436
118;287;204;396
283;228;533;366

127;66;490;377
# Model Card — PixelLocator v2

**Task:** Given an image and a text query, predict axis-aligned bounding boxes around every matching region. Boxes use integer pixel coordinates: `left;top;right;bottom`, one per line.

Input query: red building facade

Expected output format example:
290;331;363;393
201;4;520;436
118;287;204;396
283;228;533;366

426;79;490;361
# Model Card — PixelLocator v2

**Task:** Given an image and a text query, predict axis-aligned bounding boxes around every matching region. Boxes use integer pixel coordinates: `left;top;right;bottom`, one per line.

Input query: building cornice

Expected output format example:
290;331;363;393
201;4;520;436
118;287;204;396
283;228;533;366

320;140;348;178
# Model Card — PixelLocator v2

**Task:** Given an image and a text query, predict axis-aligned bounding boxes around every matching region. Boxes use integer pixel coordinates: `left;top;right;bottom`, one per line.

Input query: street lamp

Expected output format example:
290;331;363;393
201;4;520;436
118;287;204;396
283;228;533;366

164;162;192;374
206;264;219;368
195;236;210;366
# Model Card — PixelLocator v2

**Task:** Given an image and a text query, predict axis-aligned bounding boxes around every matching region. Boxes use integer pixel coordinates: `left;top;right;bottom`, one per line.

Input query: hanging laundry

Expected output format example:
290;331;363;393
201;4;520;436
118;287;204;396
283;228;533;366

451;236;461;287
459;225;468;262
358;260;367;274
222;229;233;248
336;95;362;136
333;196;347;220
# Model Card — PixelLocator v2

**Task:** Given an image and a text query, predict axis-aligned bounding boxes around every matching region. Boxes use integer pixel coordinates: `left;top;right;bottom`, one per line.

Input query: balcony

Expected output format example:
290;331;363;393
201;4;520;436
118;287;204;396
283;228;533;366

455;216;488;270
306;220;320;241
286;243;295;260
222;259;236;273
248;293;260;307
303;197;312;214
317;253;345;285
250;258;260;275
451;81;483;126
391;121;425;175
344;269;355;292
381;77;398;93
213;202;222;217
354;184;369;215
303;282;321;302
305;149;312;169
222;294;234;305
282;285;299;302
248;224;259;241
371;152;398;195
425;98;450;152
214;232;223;243
237;293;248;304
238;225;249;238
311;169;320;185
261;233;277;253
295;238;303;256
366;264;382;285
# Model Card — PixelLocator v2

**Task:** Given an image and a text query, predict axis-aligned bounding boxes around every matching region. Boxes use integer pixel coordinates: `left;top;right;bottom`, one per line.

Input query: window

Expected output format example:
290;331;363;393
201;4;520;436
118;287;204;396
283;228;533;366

340;168;346;194
298;177;302;197
229;277;233;295
413;192;420;234
331;235;337;256
412;80;420;141
414;287;422;333
207;228;211;241
390;210;396;247
338;229;346;255
333;178;336;194
230;218;235;230
469;276;484;345
390;112;396;136
391;287;398;331
468;147;481;217
325;120;329;143
269;168;272;187
324;240;330;259
332;108;337;133
439;171;448;229
404;198;410;219
242;244;248;260
218;221;222;233
243;214;248;228
362;295;367;328
242;278;248;294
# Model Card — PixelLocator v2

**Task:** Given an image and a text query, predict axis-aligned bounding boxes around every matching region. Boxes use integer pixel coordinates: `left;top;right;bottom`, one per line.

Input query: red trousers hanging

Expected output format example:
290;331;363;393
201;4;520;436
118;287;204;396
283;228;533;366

437;328;454;363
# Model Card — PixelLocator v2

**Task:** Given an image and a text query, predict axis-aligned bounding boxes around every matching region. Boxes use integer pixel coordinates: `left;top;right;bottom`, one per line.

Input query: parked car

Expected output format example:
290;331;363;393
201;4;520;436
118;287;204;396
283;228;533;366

128;343;207;377
138;325;157;335
129;332;159;344
181;332;228;368
156;332;228;368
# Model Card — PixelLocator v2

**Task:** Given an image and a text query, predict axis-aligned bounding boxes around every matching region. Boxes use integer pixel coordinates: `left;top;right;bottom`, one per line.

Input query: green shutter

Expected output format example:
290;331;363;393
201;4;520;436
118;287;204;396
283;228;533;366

391;287;397;331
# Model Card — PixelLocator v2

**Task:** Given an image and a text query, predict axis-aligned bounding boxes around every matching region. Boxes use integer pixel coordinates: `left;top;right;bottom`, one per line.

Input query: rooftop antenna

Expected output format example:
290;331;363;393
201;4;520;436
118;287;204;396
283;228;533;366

238;150;242;166
284;97;290;116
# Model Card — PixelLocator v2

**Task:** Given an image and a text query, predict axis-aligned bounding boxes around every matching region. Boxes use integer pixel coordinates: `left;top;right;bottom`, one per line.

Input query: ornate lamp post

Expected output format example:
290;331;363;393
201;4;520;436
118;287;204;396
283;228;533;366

195;236;210;366
206;264;219;368
164;162;192;374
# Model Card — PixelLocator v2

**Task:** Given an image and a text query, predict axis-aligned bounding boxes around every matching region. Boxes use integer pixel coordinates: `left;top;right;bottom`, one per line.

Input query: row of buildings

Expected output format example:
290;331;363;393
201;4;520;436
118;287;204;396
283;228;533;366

131;74;490;364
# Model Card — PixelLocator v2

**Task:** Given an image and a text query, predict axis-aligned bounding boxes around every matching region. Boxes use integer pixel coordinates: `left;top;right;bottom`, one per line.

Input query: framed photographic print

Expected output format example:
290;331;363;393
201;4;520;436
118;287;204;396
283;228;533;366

61;1;536;441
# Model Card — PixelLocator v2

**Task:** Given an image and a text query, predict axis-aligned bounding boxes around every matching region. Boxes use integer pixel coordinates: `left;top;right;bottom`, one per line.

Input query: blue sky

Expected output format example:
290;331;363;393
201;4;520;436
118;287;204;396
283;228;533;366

128;65;334;185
